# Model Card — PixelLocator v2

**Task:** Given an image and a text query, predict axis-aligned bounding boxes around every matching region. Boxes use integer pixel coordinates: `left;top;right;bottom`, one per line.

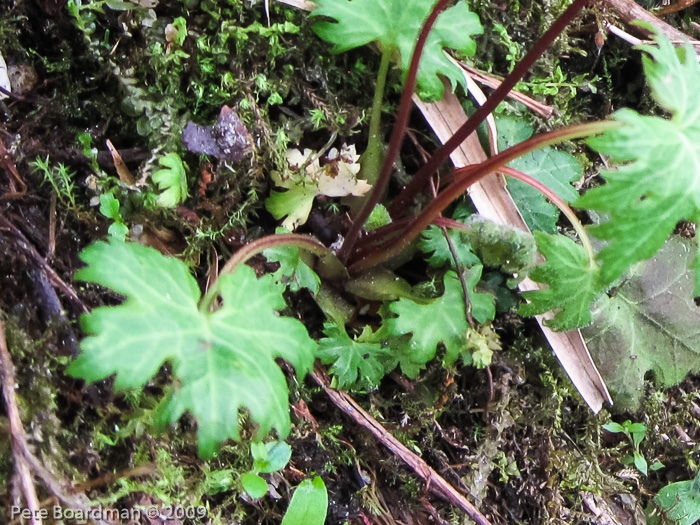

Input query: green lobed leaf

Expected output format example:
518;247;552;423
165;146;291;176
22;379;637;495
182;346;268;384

263;232;320;294
519;232;602;331
497;116;581;233
266;187;317;231
419;225;480;269
107;222;128;241
152;152;188;208
582;237;700;411
68;240;315;458
577;30;700;287
281;477;328;525
99;193;121;220
311;0;482;101
317;324;390;390
366;305;422;377
388;270;495;367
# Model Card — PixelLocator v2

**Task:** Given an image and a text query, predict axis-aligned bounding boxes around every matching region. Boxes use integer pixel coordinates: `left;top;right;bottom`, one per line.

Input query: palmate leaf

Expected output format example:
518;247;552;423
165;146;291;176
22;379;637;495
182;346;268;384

317;324;390;390
67;240;315;458
311;0;482;101
519;232;601;331
389;269;495;367
577;29;700;287
583;237;700;411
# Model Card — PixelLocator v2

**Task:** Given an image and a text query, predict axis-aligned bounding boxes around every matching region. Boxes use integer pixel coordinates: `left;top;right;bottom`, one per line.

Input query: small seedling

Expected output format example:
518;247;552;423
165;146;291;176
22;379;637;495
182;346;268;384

603;420;663;476
98;193;128;241
241;440;292;499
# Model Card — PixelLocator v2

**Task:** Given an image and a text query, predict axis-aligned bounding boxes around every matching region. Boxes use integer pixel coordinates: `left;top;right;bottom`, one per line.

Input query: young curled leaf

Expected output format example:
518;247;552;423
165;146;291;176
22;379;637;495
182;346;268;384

152;152;188;208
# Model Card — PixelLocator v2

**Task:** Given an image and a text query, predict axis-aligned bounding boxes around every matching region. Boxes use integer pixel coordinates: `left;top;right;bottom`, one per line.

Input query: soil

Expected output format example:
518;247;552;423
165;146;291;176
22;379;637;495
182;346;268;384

2;1;700;524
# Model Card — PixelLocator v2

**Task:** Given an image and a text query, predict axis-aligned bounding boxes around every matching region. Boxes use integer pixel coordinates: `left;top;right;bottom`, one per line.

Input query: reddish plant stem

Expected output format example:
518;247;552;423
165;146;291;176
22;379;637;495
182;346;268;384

338;0;455;262
200;233;337;312
500;166;595;261
350;215;472;262
387;0;593;217
348;121;620;273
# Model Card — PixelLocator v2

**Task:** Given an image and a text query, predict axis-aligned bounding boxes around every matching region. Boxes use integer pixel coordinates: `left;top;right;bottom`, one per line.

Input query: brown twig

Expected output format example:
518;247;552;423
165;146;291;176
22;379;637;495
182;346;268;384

0;211;88;314
0;319;42;525
311;365;492;525
17;446;110;525
600;0;700;45
0;136;27;200
1;322;110;525
456;62;554;119
655;0;700;15
69;464;156;493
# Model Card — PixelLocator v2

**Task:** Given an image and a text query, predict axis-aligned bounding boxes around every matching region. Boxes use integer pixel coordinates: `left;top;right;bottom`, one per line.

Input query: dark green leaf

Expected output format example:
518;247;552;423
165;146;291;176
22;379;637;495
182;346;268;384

497;116;581;233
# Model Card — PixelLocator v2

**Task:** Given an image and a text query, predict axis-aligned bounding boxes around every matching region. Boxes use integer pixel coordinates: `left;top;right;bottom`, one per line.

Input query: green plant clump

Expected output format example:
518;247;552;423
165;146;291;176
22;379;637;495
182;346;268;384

66;1;700;511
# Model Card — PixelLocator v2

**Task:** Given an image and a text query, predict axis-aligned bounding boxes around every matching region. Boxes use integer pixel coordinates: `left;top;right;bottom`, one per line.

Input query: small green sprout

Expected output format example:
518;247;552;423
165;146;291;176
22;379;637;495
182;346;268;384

241;440;292;499
603;420;664;476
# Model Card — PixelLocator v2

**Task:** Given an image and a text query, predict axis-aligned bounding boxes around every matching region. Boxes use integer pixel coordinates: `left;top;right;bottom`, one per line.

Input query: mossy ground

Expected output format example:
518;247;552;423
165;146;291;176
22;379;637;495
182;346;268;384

1;0;700;524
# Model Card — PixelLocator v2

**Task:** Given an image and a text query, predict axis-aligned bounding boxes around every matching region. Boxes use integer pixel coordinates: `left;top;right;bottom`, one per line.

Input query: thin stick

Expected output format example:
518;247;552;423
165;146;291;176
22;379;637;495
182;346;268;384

457;62;554;119
311;365;492;525
0;319;42;525
600;0;700;44
0;212;88;314
17;447;110;525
